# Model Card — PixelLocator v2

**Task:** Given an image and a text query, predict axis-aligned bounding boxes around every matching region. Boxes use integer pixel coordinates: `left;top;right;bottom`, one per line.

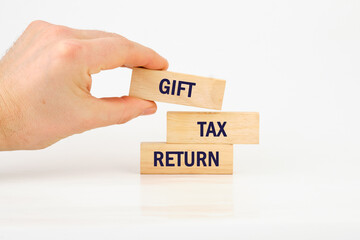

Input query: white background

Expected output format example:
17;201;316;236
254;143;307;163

0;0;360;239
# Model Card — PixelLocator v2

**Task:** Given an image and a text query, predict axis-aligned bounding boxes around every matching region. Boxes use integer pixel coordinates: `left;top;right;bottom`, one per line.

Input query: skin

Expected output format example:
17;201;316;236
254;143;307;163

0;20;168;151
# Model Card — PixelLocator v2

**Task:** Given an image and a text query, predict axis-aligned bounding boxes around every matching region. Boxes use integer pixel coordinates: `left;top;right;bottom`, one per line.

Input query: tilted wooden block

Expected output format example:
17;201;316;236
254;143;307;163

129;68;226;110
140;142;233;174
167;112;259;144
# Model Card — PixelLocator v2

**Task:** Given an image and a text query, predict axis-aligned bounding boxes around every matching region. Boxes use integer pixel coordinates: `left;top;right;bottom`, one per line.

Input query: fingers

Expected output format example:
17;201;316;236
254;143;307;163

76;29;122;39
78;37;168;74
84;96;157;129
33;23;169;73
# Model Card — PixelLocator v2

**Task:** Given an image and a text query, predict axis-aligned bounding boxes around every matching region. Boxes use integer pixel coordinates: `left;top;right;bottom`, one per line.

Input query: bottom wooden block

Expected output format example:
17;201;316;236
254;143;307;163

140;142;233;174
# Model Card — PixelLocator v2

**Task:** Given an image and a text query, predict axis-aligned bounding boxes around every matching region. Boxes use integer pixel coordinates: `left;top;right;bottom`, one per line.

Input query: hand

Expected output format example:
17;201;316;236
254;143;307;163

0;20;168;151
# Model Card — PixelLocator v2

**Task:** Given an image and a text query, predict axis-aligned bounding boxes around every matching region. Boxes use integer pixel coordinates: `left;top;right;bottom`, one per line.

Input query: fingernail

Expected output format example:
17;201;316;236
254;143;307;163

142;107;157;116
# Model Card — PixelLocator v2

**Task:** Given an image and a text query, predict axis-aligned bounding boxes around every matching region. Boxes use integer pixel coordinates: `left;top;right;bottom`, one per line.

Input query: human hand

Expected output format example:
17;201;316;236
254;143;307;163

0;20;168;151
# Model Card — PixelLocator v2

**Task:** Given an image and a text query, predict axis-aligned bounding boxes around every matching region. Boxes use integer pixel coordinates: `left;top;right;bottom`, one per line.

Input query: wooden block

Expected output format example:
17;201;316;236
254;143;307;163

140;142;233;174
129;68;226;110
167;112;259;144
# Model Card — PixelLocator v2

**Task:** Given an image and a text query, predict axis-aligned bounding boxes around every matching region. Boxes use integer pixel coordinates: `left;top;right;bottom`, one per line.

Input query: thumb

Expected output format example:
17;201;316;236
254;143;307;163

85;96;157;129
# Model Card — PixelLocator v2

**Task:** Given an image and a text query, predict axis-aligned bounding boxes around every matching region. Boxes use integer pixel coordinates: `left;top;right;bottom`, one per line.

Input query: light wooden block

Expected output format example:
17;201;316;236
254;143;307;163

129;68;226;110
167;112;259;144
140;142;233;174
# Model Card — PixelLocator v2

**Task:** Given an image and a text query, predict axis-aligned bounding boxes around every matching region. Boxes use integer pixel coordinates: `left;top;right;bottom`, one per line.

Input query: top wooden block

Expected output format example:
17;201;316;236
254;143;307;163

129;68;226;110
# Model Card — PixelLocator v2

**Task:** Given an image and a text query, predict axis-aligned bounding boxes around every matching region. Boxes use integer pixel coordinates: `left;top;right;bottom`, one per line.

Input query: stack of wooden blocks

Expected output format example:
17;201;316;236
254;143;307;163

129;68;259;174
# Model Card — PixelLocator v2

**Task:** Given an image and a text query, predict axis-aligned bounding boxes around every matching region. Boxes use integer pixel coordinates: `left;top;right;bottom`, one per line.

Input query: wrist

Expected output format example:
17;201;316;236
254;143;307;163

0;83;21;151
0;87;11;150
0;93;9;150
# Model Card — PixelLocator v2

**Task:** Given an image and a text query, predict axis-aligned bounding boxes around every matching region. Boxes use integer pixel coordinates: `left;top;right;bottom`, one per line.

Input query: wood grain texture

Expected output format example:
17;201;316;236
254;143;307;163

141;142;233;174
129;68;226;110
167;112;259;144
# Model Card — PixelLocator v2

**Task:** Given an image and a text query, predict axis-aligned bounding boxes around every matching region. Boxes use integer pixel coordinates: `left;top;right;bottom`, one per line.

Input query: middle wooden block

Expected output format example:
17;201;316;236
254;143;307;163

167;112;260;144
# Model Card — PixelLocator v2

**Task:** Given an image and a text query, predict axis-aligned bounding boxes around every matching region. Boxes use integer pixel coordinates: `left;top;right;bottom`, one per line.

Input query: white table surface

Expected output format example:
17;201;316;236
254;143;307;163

1;0;360;239
1;135;359;239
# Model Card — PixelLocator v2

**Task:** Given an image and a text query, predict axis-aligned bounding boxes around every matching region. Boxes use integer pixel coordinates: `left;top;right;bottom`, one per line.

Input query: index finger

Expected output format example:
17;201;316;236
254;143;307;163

79;37;169;74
